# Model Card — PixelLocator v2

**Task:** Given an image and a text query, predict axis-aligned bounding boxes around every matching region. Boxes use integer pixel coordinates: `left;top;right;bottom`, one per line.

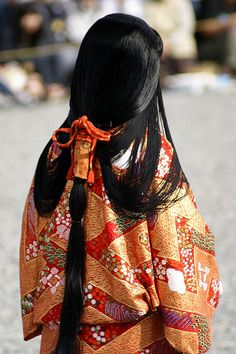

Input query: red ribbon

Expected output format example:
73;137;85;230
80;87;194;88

52;116;111;184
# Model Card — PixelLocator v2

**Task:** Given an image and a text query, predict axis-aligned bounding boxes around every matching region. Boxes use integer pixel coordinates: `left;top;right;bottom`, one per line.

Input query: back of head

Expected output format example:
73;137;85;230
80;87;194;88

69;13;163;127
66;14;169;214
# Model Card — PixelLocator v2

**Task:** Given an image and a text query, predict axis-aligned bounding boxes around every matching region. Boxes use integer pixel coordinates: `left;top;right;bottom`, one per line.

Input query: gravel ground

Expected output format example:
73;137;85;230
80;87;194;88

0;92;235;354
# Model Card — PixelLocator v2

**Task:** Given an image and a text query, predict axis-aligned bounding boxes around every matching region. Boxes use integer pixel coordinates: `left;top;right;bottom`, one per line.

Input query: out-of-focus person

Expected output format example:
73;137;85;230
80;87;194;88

195;0;236;74
66;0;105;43
144;0;197;80
66;0;144;44
191;0;202;18
40;0;78;88
8;1;68;98
225;0;236;74
100;0;143;17
0;1;48;104
0;0;15;52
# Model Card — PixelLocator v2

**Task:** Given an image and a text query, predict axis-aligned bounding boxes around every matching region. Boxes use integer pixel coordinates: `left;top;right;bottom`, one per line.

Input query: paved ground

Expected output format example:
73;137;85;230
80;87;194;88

0;92;235;353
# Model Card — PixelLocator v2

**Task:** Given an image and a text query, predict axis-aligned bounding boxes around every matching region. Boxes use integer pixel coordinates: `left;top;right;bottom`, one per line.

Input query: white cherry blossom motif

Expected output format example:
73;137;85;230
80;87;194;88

140;349;150;354
25;240;38;261
90;325;107;343
166;268;186;295
157;147;171;178
83;284;97;306
153;257;167;280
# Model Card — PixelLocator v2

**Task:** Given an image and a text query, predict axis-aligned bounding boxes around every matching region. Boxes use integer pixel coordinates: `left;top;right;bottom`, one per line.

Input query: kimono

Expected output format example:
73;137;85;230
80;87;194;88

20;135;222;354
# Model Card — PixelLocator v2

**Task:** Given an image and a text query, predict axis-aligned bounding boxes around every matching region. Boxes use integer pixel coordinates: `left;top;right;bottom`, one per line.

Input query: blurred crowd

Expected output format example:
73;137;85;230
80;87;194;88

0;0;236;106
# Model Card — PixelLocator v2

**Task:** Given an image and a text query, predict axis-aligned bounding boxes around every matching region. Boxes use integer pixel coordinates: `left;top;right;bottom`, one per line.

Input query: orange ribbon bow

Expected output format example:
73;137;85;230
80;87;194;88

52;115;111;185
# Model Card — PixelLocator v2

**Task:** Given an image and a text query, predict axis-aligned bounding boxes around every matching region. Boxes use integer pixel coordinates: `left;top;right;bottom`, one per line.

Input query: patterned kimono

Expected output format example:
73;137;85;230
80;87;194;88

20;136;222;354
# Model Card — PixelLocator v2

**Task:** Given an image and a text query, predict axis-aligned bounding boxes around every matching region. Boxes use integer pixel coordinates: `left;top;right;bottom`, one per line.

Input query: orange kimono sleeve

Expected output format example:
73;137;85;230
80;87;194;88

20;183;42;340
148;186;222;354
20;142;64;354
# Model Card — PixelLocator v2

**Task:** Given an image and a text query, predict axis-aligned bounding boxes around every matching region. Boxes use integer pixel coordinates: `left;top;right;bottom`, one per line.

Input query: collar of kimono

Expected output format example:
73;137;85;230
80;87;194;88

52;115;111;185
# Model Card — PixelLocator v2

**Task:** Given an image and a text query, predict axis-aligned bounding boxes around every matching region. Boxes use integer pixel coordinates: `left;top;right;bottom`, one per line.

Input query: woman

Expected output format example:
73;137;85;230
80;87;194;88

20;14;221;354
144;0;197;76
10;1;66;97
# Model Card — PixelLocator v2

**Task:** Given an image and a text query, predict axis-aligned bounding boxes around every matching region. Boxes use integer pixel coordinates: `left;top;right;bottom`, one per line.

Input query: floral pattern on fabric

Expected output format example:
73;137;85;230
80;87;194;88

83;283;146;321
78;323;133;350
20;135;221;354
161;307;212;354
21;289;37;316
37;266;65;297
156;136;173;178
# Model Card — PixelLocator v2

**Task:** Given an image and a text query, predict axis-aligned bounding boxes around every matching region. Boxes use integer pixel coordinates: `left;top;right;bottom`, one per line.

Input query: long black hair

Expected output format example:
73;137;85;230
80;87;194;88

34;14;188;354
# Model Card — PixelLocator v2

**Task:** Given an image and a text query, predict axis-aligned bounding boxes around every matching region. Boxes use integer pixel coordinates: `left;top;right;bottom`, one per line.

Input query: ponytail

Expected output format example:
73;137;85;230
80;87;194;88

54;177;86;354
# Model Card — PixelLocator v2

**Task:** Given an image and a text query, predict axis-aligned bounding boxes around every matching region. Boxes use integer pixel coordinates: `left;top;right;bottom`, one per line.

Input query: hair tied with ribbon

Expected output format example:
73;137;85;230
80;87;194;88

52;116;111;185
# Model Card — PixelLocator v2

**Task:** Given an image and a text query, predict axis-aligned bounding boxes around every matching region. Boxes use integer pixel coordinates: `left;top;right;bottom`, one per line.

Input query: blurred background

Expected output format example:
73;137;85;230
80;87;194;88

1;0;236;102
0;1;235;353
